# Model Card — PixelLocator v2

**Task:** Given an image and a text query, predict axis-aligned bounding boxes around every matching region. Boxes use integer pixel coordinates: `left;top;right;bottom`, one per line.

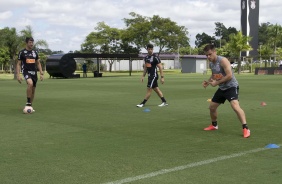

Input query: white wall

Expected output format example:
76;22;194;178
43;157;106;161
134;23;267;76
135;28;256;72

101;59;180;71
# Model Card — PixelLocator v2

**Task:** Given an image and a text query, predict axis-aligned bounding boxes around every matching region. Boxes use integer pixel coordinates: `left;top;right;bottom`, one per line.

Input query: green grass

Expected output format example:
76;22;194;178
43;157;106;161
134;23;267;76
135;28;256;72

0;72;281;184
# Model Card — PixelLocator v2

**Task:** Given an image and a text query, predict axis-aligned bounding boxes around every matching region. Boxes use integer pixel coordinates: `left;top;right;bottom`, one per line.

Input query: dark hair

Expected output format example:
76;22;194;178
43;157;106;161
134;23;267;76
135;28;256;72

203;44;215;52
147;43;154;49
25;37;34;43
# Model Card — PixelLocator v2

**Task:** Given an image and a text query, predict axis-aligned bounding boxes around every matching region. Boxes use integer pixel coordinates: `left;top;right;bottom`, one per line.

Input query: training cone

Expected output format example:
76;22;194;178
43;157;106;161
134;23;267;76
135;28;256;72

260;102;267;106
265;144;280;149
143;108;150;112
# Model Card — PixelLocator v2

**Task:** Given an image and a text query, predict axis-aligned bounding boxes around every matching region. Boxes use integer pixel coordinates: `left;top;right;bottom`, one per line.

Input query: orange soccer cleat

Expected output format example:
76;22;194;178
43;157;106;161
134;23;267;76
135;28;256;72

243;128;251;138
204;124;218;131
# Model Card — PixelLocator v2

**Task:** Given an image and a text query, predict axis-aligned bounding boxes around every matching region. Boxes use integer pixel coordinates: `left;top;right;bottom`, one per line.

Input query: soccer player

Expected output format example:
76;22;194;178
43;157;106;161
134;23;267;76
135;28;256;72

202;44;250;138
136;44;168;107
16;37;44;111
82;62;87;77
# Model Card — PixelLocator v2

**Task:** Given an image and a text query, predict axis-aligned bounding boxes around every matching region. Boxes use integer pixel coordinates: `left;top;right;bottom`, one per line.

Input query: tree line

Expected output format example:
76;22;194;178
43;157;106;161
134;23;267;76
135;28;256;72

1;12;282;74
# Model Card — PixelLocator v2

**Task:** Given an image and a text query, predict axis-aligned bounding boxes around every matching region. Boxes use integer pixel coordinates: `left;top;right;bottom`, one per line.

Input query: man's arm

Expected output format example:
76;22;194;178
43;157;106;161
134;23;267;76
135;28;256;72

157;63;164;84
140;63;147;82
202;75;212;88
36;59;44;81
16;60;22;83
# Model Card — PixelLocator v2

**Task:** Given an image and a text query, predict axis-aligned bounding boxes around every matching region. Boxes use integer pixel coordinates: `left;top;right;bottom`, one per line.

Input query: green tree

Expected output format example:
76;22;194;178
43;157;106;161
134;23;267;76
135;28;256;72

0;27;21;76
81;22;123;72
259;44;274;67
0;47;10;72
123;12;151;51
276;47;282;62
267;24;282;63
38;53;48;71
20;25;49;51
119;29;140;54
149;15;189;54
80;32;100;53
123;12;189;55
214;22;238;48
258;22;271;46
195;32;214;48
16;25;49;76
226;31;252;74
215;46;232;59
38;48;53;55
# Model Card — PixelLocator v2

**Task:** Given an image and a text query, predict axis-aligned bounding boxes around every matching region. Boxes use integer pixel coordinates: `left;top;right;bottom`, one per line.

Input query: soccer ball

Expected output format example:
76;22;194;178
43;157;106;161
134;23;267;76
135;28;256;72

23;106;33;114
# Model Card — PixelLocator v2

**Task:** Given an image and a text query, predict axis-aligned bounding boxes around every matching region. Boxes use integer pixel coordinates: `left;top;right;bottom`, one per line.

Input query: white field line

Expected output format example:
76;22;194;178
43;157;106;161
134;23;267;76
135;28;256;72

103;145;280;184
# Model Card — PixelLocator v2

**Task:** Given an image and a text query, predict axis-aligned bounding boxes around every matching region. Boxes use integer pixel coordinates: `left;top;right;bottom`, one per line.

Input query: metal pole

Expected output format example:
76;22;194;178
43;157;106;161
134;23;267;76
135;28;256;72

178;44;180;61
219;30;221;48
259;43;262;67
260;45;261;62
189;34;192;54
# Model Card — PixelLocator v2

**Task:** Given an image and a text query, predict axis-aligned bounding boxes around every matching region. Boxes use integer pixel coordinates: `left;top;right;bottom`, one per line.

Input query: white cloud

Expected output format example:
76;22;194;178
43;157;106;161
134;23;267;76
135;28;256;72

15;18;34;27
0;11;13;21
1;0;282;52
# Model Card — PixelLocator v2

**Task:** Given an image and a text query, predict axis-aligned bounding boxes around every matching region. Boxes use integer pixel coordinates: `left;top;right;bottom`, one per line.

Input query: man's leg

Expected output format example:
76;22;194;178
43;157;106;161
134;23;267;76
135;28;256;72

153;87;168;106
204;102;220;130
26;78;33;106
144;88;153;100
31;87;36;104
230;100;246;124
209;102;220;122
230;100;250;138
136;88;152;107
153;87;163;98
204;88;223;131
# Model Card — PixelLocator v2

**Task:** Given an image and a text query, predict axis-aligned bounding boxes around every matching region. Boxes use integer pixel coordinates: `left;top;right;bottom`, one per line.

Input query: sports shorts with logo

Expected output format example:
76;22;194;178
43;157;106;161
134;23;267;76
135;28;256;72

23;71;38;87
212;86;239;104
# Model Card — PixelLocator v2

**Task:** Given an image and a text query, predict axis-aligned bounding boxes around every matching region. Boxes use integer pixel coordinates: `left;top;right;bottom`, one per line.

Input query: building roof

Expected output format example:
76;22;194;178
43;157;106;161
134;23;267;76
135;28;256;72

139;53;207;60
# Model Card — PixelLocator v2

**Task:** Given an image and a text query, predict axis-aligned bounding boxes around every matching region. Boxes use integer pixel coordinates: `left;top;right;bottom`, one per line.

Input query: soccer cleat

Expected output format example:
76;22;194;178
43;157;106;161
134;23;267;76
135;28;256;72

158;102;168;107
204;124;218;131
136;104;144;108
243;128;250;138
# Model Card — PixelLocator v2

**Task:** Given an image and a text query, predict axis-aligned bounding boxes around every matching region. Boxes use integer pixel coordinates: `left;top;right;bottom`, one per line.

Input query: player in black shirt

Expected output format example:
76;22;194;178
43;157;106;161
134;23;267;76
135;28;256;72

16;37;44;111
136;44;168;107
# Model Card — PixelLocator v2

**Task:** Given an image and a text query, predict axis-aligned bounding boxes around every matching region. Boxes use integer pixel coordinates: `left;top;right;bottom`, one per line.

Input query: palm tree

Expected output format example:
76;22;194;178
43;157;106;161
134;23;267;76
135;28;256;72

0;27;22;76
19;25;49;74
260;44;274;67
20;25;49;49
267;24;282;63
226;32;252;74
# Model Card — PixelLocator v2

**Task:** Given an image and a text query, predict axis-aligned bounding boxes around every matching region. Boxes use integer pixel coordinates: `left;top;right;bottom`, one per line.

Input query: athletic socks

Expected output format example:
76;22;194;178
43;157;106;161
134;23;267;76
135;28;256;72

26;98;32;106
212;121;218;127
242;124;249;129
26;103;32;106
161;97;166;103
141;99;147;104
210;121;248;129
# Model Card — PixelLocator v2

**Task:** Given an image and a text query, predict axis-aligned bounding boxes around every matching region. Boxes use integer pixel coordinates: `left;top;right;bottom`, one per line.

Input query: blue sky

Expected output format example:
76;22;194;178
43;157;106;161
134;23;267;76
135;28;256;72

1;0;281;52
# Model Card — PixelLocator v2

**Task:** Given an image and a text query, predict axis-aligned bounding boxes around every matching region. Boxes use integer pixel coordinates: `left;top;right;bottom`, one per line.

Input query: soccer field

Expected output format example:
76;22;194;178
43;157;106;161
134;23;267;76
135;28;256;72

0;72;281;184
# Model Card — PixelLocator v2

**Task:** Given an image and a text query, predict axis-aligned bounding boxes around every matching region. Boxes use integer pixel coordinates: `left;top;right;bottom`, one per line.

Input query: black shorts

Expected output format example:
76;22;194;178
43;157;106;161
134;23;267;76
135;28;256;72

23;71;38;87
147;76;158;88
212;86;239;104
